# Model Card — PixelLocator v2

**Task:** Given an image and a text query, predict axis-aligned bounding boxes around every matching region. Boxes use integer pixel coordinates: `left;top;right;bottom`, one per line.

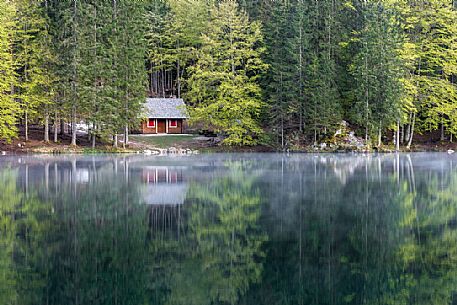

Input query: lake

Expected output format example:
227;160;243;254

0;153;456;305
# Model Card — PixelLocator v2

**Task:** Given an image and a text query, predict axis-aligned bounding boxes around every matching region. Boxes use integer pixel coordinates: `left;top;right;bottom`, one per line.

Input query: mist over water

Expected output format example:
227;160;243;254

0;153;456;305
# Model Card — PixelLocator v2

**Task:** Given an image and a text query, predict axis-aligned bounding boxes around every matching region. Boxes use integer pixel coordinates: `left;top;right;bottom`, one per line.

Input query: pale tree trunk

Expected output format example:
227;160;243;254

281;116;284;149
25;111;29;142
113;134;118;148
53;111;58;143
44;111;49;142
396;120;400;151
407;113;415;149
377;126;382;147
177;61;181;98
123;124;129;149
71;106;77;146
405;113;411;145
92;124;96;148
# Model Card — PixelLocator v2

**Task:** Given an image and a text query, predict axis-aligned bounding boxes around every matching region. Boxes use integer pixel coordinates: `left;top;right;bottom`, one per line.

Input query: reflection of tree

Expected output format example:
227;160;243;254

149;163;266;305
3;155;457;305
241;156;457;305
0;169;21;304
0;168;53;305
1;161;150;305
388;170;457;305
43;166;148;305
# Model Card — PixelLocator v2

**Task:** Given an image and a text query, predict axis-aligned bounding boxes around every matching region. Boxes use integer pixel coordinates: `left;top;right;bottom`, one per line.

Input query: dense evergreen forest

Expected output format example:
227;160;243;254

0;0;456;148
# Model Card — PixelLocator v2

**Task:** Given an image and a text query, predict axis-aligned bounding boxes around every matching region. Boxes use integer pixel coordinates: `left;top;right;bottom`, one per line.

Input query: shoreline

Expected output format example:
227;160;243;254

1;143;456;155
1;130;456;155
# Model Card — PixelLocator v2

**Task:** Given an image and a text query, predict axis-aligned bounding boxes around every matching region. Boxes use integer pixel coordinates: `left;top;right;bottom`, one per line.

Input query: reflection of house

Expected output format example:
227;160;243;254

140;98;188;134
142;167;188;205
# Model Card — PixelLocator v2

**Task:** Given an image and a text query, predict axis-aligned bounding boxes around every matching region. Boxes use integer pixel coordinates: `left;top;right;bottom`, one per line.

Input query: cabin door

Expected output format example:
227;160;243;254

157;119;166;133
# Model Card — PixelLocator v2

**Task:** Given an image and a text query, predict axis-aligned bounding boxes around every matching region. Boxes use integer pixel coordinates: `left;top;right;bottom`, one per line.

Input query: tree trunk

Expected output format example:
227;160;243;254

396;120;400;151
71;107;77;146
407;113;415;149
25;111;29;142
44;111;49;142
405;114;411;145
281;116;284;148
177;60;181;98
89;124;97;148
92;128;96;148
123;124;129;148
53;112;58;143
377;126;382;147
60;118;65;135
113;134;118;148
440;123;445;141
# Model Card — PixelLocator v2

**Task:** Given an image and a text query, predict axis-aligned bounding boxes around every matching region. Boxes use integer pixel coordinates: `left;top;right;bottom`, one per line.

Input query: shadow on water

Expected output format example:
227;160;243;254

0;153;457;305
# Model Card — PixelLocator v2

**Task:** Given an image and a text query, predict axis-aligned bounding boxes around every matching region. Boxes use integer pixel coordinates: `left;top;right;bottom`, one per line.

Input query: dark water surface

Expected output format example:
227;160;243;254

1;153;457;305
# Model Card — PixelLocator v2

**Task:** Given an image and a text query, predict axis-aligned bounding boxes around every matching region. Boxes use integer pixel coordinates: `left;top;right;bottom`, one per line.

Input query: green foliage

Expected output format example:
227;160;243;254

0;1;19;142
402;0;457;135
186;0;267;146
349;0;404;139
1;0;457;148
15;0;56;134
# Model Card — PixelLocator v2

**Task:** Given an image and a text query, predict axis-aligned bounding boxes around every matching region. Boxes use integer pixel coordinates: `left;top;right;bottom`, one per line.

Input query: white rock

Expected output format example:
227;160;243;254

448;149;455;154
1;151;6;156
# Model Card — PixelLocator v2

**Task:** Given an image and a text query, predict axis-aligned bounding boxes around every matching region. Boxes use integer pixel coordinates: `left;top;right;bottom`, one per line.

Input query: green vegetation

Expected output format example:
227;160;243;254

186;1;267;145
1;0;457;148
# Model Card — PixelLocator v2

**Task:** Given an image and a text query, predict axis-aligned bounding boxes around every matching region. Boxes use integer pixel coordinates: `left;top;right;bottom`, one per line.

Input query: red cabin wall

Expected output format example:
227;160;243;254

141;119;186;134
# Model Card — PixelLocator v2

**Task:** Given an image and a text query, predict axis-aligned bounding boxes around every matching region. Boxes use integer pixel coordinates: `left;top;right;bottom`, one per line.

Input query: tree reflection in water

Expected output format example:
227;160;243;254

0;154;457;305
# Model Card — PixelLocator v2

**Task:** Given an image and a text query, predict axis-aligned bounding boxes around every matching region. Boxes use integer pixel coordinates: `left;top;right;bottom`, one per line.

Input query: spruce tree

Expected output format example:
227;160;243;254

0;0;19;143
116;0;147;148
186;0;267;145
350;0;404;145
15;0;56;142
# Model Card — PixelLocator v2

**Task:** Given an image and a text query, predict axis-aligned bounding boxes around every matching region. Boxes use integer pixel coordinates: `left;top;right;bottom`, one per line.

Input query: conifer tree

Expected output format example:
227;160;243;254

15;0;56;142
186;0;267;145
0;0;19;143
350;0;404;145
117;0;148;148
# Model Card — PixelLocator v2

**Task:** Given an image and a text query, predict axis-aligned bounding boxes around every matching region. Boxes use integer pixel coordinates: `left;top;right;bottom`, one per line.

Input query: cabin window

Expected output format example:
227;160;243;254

169;119;178;128
147;118;155;128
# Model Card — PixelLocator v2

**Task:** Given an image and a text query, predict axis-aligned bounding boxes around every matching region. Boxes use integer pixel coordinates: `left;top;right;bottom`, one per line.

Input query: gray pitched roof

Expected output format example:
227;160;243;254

144;98;188;119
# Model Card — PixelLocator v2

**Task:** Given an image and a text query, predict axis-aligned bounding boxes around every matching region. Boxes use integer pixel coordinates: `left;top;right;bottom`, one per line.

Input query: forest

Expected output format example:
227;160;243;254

0;0;456;148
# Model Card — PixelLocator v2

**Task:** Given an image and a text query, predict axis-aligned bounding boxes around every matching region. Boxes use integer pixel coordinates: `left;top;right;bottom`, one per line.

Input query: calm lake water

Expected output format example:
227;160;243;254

1;153;456;305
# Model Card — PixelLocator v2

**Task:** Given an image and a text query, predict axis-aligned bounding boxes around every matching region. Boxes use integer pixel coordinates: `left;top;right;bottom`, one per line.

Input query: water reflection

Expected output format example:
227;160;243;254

0;154;456;304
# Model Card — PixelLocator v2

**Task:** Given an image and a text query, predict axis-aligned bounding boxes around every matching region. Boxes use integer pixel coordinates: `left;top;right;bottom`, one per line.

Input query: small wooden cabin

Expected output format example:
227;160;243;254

141;98;188;134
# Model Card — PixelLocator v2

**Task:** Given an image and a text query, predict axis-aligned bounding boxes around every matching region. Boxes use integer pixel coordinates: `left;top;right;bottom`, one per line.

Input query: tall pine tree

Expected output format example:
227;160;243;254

186;0;267;145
